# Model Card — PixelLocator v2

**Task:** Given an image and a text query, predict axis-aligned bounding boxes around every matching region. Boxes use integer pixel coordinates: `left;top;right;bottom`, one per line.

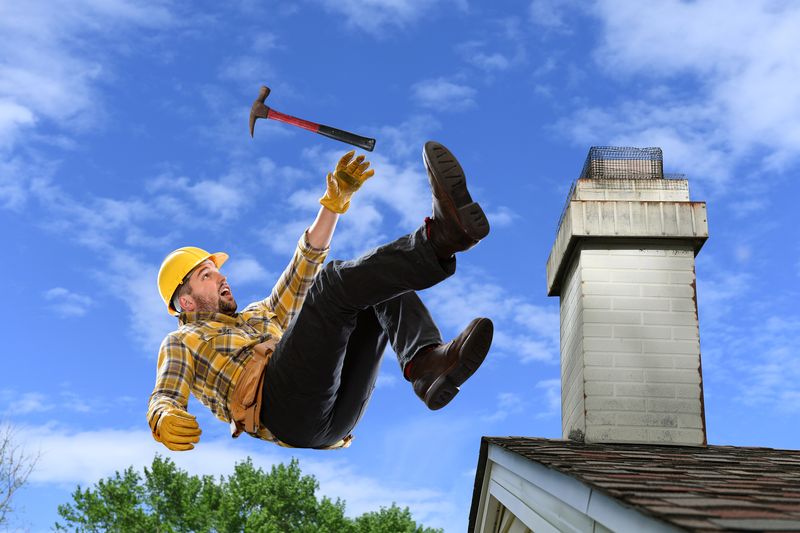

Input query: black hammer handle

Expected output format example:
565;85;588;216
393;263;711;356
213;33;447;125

318;125;376;152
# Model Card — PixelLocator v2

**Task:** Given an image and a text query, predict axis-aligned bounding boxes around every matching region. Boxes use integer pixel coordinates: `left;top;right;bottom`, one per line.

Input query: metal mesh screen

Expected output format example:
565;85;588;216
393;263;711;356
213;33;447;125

580;146;663;180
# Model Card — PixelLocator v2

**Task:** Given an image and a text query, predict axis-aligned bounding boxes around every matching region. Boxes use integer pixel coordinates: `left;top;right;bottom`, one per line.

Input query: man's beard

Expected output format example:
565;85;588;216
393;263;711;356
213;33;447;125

194;294;238;316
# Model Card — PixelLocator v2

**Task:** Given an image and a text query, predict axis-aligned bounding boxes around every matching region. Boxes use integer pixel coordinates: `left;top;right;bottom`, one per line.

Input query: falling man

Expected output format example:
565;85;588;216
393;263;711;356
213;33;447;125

148;142;494;451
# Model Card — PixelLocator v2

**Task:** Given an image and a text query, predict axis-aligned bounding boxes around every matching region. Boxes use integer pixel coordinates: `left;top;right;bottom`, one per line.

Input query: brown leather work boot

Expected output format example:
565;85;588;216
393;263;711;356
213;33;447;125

423;141;490;260
407;317;494;410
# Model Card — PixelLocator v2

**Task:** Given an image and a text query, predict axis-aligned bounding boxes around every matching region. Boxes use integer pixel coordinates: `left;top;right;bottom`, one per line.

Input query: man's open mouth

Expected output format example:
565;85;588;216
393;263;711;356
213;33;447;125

220;286;231;297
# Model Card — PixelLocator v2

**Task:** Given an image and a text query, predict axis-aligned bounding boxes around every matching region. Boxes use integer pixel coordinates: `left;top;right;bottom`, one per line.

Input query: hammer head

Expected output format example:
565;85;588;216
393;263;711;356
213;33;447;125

249;85;271;138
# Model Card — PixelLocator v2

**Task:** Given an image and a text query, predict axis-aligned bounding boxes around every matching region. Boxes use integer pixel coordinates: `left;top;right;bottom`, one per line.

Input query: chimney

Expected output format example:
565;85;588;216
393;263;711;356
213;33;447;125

546;147;709;446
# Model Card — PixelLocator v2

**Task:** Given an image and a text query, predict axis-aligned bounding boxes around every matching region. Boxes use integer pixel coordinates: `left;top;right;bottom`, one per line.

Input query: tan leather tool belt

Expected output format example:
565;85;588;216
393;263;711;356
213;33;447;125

229;339;278;441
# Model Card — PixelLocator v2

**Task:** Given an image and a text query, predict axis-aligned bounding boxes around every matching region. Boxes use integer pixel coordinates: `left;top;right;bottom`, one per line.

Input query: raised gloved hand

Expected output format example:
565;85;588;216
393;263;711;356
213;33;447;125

154;408;202;451
319;150;375;214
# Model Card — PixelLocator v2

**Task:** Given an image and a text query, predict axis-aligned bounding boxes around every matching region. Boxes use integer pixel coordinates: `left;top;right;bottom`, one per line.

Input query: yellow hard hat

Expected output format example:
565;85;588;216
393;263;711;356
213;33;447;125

158;246;229;316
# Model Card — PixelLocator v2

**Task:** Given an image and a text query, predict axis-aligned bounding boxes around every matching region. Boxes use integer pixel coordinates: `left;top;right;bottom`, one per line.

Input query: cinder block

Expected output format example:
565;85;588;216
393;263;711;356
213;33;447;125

673;355;700;369
614;325;672;340
671;298;697;312
672;326;700;340
584;324;614;338
614;353;675;369
676;384;700;399
613;297;670;311
586;426;648;443
647;398;702;415
585;338;643;353
585;382;614;396
581;268;611;282
585;353;614;367
643;340;700;355
641;284;694;298
643;311;697;326
678;414;705;429
585;396;646;412
616;412;678;428
615;383;676;398
611;270;671;284
646;428;704;445
583;295;613;309
583;282;640;296
645;369;700;384
585;367;645;382
586;411;615;425
584;310;642;324
670;271;696;285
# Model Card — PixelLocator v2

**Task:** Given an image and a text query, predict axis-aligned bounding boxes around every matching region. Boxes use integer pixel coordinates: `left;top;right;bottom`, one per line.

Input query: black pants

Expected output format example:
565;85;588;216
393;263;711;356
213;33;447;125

260;225;454;448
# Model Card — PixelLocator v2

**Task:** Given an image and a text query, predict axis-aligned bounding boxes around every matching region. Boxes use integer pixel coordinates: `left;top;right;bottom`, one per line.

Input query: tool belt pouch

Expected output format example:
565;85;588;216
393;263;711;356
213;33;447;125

230;340;276;438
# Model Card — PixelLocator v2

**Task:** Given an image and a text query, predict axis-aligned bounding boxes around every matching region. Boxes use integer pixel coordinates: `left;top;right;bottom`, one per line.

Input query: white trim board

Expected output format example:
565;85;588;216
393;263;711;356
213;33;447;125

478;444;685;533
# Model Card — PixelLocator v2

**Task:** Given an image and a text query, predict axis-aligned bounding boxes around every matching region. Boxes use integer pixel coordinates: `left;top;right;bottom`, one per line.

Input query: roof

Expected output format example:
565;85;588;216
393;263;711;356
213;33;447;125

470;436;800;533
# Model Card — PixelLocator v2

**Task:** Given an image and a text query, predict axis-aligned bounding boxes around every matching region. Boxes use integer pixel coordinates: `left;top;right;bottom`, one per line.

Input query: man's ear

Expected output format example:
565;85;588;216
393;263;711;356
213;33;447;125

179;294;195;312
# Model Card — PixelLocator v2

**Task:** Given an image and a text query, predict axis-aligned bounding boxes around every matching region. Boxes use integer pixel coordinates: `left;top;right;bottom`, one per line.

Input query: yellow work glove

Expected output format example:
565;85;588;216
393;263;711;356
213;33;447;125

319;150;375;214
154;408;202;451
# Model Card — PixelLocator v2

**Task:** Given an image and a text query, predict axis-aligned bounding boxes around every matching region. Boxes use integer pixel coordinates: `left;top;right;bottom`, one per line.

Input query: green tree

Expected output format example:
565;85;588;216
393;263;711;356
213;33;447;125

354;504;442;533
55;456;440;533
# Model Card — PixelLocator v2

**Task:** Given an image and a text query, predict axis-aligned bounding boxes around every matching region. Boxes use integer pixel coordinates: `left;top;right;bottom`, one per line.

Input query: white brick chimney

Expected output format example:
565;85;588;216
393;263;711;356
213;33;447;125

546;147;709;446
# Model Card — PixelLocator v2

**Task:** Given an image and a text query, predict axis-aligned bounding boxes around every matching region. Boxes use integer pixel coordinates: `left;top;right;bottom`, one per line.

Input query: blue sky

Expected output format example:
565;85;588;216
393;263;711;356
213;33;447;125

3;0;800;531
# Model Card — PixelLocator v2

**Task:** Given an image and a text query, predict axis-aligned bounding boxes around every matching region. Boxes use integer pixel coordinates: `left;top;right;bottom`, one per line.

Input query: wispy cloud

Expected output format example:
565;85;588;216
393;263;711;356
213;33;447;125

313;0;467;36
481;392;525;422
43;287;93;318
412;78;477;112
456;18;527;75
0;0;174;152
425;270;560;364
535;378;561;418
223;256;274;285
529;0;581;31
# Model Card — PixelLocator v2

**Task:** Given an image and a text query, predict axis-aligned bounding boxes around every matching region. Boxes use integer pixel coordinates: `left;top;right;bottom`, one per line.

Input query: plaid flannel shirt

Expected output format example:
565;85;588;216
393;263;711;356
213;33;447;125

147;231;328;438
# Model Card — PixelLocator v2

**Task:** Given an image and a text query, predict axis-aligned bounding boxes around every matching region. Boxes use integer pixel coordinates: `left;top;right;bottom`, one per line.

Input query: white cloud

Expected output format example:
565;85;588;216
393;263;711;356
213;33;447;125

223;256;273;285
535;378;560;418
481;392;524;422
0;0;173;152
43;287;93;318
529;0;580;30
313;0;467;36
99;251;176;353
412;78;477;112
425;270;560;364
565;0;800;187
4;392;52;415
456;19;526;74
18;423;456;527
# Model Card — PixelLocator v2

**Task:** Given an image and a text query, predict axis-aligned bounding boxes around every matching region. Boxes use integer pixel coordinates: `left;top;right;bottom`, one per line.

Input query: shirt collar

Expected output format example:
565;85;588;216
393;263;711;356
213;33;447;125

179;311;240;326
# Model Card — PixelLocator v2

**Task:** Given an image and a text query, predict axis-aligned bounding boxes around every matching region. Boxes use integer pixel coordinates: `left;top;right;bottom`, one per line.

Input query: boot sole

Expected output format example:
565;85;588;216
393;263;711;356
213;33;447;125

424;318;494;410
423;141;490;242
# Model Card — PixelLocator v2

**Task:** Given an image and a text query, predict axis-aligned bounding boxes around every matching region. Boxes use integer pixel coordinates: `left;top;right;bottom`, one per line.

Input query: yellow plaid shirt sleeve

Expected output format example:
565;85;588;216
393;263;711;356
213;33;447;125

147;333;194;438
257;230;329;329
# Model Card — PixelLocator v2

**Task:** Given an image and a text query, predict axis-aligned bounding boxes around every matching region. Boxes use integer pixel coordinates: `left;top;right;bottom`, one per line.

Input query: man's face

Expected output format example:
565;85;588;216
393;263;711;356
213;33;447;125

181;259;237;316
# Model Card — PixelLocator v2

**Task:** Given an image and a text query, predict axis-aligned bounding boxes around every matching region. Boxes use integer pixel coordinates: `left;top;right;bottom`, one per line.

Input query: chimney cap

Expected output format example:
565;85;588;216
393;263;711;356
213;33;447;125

580;146;664;180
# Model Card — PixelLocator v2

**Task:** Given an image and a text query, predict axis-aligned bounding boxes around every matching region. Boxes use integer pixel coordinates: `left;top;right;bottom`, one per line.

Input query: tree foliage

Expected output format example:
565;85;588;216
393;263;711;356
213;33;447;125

55;456;442;533
0;424;38;526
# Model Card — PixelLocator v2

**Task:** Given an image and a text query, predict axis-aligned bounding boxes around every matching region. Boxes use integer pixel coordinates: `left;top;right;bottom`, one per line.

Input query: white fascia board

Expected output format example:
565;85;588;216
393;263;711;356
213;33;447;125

487;444;685;533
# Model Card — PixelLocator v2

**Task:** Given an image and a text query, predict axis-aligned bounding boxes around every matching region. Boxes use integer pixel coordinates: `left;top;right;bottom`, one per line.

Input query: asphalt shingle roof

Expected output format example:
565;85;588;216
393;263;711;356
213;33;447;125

472;437;800;532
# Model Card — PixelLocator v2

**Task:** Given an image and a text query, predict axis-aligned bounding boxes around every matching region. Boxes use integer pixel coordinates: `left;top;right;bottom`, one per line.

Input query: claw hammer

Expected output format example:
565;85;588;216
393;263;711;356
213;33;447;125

249;85;376;152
